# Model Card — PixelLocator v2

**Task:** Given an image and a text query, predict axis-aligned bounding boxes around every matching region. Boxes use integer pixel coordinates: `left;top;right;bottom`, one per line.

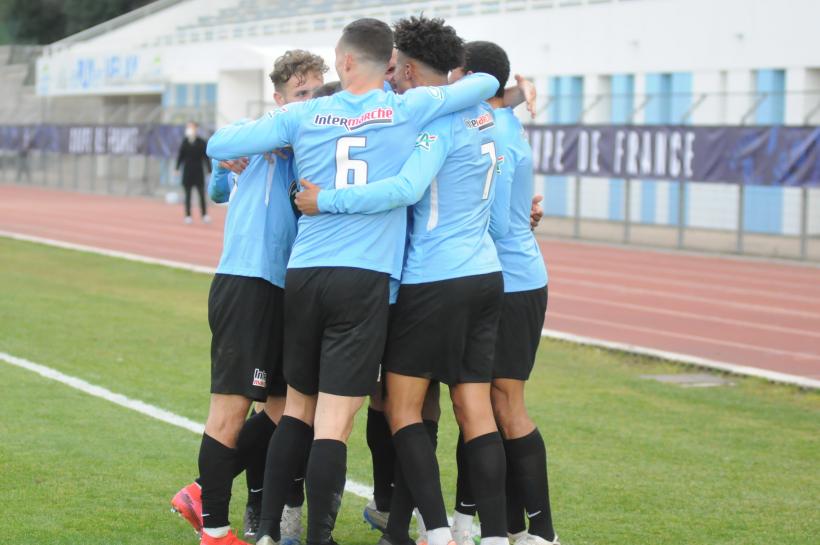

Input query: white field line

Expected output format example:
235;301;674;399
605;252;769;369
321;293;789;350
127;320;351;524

541;329;820;390
0;351;373;500
0;230;217;275
4;229;817;390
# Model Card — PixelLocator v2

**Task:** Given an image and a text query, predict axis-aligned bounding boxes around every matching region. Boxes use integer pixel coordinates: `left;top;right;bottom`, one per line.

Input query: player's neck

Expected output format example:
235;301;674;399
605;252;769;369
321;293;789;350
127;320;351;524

344;74;384;95
488;97;505;109
414;71;448;88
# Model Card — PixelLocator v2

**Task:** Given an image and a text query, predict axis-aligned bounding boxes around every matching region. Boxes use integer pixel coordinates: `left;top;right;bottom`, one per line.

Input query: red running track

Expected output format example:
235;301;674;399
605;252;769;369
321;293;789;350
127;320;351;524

2;184;819;381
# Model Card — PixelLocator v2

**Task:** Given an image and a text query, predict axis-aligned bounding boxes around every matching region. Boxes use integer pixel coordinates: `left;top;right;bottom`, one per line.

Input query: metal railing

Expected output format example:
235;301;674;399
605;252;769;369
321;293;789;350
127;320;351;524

537;176;819;262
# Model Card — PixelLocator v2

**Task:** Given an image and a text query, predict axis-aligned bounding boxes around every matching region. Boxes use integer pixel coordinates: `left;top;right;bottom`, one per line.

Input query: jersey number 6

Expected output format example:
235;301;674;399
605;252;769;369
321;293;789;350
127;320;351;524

335;136;368;189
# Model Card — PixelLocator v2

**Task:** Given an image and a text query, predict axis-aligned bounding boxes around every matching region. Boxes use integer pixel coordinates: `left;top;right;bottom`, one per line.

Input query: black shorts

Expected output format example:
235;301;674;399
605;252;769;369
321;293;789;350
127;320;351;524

283;267;389;397
385;272;504;385
208;274;287;402
493;286;548;381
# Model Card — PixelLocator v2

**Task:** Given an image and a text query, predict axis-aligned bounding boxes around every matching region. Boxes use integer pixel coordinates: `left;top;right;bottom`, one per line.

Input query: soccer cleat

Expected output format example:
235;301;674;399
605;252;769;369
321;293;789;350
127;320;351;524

184;216;193;224
451;527;475;545
280;504;303;545
507;531;527;544
256;535;279;545
200;529;251;545
171;482;203;536
203;214;212;223
363;500;389;532
243;502;260;539
510;534;560;545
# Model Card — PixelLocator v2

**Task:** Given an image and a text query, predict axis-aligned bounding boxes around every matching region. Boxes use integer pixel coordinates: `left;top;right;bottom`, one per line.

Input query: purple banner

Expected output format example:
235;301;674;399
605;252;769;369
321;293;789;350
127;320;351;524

525;125;820;186
0;124;189;159
2;123;818;186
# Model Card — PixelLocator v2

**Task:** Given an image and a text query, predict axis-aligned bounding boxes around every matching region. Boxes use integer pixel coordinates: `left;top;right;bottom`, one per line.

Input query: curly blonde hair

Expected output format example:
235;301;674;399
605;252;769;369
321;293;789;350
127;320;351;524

269;50;329;92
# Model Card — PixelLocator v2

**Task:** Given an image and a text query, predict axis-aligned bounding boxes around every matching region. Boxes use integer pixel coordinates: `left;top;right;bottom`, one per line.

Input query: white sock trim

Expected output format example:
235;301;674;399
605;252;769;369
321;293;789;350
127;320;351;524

481;537;510;545
203;525;230;538
427;527;454;545
452;511;475;532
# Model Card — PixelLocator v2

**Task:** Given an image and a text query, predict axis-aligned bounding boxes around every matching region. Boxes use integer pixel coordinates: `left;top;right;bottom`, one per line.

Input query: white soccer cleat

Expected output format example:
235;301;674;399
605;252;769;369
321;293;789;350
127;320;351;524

280;504;303;545
511;533;560;545
450;526;475;545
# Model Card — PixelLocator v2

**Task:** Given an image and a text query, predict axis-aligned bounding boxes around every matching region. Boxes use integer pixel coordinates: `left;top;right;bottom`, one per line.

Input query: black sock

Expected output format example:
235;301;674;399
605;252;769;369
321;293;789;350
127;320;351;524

505;453;526;535
385;419;437;541
454;431;477;516
367;408;396;512
392;423;448;531
465;432;507;538
258;416;313;540
305;439;347;545
237;408;277;507
385;462;414;542
423;419;438;449
198;433;239;529
505;429;555;541
286;440;309;508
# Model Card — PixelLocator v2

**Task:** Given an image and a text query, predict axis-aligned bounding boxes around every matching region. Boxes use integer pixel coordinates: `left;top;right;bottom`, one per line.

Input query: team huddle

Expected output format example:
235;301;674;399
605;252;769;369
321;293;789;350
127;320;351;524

169;15;556;545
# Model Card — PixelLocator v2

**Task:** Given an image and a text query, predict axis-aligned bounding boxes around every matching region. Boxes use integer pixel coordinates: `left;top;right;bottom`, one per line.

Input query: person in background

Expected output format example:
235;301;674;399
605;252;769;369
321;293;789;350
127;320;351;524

176;121;211;224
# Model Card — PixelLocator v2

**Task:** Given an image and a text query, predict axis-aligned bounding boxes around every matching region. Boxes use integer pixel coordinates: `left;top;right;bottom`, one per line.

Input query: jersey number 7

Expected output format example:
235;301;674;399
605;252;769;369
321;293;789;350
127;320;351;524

480;141;497;200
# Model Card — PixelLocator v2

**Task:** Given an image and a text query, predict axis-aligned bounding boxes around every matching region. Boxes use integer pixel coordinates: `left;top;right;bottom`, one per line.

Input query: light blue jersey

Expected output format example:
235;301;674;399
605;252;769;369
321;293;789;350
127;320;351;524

318;102;502;284
207;73;499;279
489;107;548;292
208;151;298;288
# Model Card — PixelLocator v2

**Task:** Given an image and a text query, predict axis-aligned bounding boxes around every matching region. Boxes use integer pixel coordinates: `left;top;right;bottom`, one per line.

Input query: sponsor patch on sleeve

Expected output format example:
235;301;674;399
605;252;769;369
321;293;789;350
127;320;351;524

426;86;445;100
414;132;438;151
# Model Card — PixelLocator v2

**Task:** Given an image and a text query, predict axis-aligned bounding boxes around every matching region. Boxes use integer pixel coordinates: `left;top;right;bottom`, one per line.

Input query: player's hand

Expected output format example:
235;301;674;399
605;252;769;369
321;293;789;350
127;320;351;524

515;74;537;119
295;179;321;216
530;194;544;230
272;147;292;160
219;157;249;175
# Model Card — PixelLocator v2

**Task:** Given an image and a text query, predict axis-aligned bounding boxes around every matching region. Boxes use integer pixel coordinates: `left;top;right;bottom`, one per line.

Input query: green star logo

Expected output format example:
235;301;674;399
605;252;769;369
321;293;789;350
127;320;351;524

415;132;438;151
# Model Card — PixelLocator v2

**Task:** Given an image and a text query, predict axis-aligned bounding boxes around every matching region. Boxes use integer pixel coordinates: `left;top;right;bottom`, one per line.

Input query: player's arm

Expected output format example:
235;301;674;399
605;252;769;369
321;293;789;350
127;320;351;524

206;107;297;161
208;160;232;203
406;73;500;127
299;120;452;216
489;143;515;240
503;75;537;119
208;157;249;203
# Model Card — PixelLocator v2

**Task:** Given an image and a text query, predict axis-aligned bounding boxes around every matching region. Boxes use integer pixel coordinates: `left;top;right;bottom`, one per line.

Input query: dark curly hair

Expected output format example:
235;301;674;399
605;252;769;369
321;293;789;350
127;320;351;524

463;41;510;98
393;15;464;75
269;49;329;92
313;80;342;98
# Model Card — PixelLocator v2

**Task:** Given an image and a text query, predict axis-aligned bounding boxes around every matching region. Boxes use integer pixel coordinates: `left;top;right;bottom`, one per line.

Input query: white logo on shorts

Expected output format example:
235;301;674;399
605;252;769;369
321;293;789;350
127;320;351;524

252;368;267;388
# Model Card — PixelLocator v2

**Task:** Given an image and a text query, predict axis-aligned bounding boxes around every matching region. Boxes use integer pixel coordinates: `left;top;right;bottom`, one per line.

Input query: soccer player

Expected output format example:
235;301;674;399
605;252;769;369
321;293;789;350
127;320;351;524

448;42;558;545
206;18;499;545
295;16;510;545
361;59;543;542
170;50;328;545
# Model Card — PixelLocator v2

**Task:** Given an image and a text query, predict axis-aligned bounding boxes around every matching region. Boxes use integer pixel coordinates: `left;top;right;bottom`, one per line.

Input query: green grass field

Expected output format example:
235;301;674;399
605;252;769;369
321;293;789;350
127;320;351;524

1;237;818;545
